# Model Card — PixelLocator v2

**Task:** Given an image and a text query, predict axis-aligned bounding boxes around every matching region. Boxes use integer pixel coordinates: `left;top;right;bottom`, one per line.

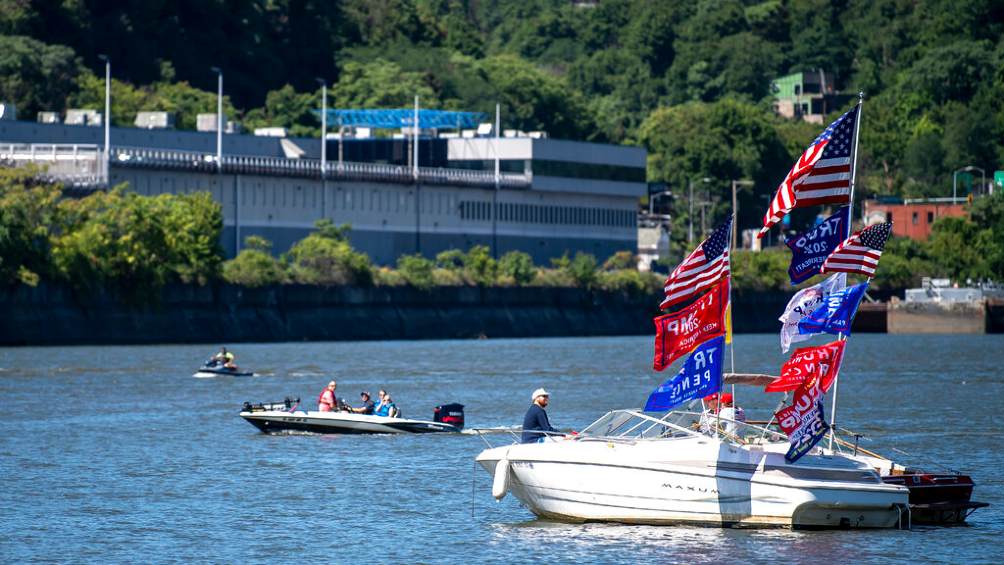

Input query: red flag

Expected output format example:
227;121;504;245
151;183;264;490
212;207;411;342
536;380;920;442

766;340;846;393
775;371;826;435
653;279;727;371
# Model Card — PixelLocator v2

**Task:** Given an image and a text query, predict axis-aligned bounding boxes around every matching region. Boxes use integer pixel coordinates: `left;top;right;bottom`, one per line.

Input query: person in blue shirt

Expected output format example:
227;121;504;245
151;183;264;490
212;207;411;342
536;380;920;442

349;391;375;415
522;388;559;443
374;389;397;417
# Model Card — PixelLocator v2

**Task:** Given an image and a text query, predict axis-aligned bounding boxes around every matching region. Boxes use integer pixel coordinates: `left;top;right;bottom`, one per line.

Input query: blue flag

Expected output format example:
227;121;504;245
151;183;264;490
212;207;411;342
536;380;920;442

645;336;724;412
785;207;848;285
797;281;868;336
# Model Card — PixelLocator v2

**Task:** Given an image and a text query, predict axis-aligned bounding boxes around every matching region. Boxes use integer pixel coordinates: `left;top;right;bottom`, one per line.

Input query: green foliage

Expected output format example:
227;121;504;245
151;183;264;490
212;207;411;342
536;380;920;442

397;253;436;290
0;35;83;117
731;249;790;291
565;252;599;288
0;167;61;286
50;187;223;294
240;85;321;138
285;220;373;286
435;249;465;270
498;251;536;285
596;269;662;295
602;251;636;271
221;236;286;287
461;245;497;286
331;59;438;108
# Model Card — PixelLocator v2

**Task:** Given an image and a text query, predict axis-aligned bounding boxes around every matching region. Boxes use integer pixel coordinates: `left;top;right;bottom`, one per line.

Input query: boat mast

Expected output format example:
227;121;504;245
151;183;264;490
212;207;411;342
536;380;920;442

828;92;864;450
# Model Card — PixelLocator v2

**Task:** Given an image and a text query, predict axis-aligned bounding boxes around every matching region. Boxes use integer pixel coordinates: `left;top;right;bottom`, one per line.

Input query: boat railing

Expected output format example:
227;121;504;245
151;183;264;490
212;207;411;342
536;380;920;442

578;408;789;446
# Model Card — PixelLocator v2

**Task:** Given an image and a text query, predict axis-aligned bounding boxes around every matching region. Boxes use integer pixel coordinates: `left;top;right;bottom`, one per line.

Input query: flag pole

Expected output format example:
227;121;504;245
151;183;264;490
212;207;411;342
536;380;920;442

828;92;864;450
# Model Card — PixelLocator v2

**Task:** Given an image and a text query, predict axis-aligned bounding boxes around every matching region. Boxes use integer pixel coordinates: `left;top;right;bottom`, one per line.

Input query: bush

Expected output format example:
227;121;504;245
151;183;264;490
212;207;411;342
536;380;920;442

602;250;636;271
432;268;465;286
397;253;435;290
566;252;599;288
0;167;61;286
50;187;223;294
435;249;465;270
532;267;575;287
597;269;663;295
372;266;405;286
498;251;536;285
285;219;373;286
462;245;497;286
221;236;285;287
730;249;790;291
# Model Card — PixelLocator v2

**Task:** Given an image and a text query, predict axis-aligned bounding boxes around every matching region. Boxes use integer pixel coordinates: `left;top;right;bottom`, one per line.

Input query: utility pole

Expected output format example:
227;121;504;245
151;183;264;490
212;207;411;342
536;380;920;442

97;55;110;185
316;78;327;220
210;67;223;172
731;179;754;250
688;177;711;243
493;102;500;258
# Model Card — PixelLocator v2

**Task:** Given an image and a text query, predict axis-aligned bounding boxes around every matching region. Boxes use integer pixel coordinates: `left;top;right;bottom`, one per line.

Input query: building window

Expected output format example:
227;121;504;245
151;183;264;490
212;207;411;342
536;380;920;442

927;212;934;223
912;212;918;225
794;85;801;95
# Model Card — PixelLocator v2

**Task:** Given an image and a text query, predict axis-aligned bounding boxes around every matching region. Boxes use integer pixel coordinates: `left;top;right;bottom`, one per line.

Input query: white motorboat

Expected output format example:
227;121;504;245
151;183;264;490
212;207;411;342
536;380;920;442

193;360;253;378
240;399;464;434
476;404;910;529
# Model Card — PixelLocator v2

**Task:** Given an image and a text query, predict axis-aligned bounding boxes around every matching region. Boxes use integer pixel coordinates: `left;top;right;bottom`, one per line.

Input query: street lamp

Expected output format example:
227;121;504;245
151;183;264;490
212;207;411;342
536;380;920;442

210;66;223;172
953;165;985;201
731;179;754;250
97;54;110;184
688;177;712;243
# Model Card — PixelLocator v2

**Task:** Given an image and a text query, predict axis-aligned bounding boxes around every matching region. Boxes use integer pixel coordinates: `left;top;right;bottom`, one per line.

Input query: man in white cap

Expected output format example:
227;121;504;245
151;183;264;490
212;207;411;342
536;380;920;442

522;388;559;443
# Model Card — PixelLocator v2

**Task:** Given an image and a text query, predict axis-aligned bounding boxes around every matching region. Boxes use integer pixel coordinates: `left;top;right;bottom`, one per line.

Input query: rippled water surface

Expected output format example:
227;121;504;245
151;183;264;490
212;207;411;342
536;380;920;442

2;335;1002;563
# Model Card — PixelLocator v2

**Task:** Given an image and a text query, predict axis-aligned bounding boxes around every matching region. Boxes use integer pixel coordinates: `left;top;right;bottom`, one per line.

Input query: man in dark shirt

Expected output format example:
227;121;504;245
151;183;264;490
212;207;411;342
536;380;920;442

522;388;559;443
350;391;376;415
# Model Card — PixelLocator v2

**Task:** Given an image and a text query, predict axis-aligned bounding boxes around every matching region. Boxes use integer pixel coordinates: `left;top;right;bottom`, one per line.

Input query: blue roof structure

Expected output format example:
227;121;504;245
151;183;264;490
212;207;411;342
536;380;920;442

317;109;486;129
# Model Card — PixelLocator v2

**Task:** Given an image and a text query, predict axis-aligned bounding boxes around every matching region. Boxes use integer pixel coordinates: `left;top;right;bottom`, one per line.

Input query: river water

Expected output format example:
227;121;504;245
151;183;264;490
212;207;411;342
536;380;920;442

1;335;1002;563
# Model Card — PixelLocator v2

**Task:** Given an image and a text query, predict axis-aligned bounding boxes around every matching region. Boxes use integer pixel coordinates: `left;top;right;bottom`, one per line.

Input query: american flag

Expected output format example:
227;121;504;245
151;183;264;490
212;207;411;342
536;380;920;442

660;217;732;310
759;105;858;238
820;222;892;278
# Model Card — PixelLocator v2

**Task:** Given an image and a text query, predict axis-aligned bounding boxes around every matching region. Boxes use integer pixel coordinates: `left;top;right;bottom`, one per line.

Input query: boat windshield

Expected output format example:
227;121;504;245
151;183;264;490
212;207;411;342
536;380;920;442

579;408;787;445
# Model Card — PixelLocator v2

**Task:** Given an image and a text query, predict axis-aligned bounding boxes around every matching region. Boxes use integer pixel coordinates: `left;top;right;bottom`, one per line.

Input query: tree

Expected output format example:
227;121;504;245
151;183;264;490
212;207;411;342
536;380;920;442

222;236;286;287
0;167;61;286
242;85;321;138
331;59;437;108
397;253;435;290
498;250;536;285
0;35;83;117
285;220;373;286
462;245;497;286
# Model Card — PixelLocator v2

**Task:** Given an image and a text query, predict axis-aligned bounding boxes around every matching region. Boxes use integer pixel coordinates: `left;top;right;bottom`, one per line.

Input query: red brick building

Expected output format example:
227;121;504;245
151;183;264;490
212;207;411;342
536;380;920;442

862;199;968;240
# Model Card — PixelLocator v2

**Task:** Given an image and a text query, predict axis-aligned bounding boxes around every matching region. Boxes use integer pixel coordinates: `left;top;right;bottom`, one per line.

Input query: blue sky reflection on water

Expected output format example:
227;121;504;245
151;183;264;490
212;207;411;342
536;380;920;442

0;334;1002;563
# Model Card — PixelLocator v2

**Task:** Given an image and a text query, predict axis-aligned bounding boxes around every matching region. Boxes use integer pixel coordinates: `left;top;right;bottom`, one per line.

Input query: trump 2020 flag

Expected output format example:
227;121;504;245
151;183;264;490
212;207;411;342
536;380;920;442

785;207;848;285
779;274;845;352
645;336;724;412
653;279;727;371
798;281;869;336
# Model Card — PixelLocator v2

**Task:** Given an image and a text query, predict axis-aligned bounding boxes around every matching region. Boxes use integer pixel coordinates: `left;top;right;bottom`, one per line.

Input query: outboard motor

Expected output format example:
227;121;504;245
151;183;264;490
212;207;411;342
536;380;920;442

433;403;465;429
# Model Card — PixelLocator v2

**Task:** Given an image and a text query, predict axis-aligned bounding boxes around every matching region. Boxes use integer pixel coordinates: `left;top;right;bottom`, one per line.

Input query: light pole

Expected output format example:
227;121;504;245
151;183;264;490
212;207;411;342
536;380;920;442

97;54;110;184
210;66;223;172
316;78;327;178
731;179;754;250
316;78;327;221
688;177;711;243
492;102;501;258
953;165;985;201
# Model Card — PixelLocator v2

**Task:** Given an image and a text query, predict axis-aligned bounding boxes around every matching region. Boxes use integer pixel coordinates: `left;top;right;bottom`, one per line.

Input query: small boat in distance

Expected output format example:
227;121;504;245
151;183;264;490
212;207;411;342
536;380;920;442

240;399;465;434
193;359;254;378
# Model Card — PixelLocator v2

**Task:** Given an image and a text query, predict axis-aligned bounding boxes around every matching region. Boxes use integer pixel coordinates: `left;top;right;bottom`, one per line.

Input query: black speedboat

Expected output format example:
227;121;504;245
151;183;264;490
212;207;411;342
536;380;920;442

239;398;465;434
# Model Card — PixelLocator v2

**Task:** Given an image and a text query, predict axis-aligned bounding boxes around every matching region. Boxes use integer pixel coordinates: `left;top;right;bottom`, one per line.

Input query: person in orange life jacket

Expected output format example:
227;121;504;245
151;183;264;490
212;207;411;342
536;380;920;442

522;388;560;443
349;391;375;414
318;381;339;412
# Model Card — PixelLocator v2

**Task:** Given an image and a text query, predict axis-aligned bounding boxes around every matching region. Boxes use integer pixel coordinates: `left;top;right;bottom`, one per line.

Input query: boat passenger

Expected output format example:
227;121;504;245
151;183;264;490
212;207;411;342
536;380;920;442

522;388;559;443
374;389;395;417
318;381;338;412
699;393;745;435
349;391;376;415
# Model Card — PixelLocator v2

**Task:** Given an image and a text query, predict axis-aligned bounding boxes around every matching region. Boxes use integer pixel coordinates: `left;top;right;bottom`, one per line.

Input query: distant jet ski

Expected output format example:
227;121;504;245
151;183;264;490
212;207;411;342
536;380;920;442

239;399;464;434
193;359;254;378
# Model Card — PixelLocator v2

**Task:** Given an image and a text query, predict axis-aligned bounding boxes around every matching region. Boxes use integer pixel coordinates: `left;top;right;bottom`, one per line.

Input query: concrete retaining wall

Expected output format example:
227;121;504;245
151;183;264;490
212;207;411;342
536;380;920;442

887;300;987;334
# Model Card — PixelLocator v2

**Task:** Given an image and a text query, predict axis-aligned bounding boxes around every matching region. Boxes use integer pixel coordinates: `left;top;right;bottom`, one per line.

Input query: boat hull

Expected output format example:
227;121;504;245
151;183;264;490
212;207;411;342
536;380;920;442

477;439;909;529
194;368;254;378
240;410;460;434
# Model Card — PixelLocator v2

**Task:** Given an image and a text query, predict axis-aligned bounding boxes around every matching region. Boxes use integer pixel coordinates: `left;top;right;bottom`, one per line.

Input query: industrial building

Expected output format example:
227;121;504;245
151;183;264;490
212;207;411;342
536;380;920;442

0;109;647;265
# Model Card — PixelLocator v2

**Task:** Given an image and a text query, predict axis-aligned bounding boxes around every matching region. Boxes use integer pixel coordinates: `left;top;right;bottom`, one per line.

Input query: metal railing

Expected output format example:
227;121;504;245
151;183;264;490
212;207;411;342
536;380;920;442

109;146;531;188
0;143;106;187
